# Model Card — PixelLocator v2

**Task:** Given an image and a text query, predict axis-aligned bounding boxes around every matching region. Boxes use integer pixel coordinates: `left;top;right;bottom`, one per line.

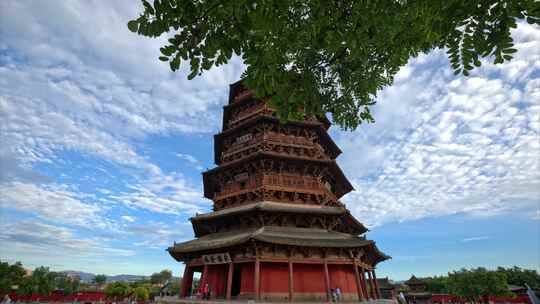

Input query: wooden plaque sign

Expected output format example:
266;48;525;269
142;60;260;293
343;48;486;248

202;253;231;264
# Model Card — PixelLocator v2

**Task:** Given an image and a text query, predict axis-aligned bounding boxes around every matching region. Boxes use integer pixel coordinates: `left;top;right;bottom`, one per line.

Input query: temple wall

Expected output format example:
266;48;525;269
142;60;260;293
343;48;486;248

292;264;326;301
240;263;255;295
328;264;359;301
328;264;357;293
206;264;227;298
260;263;289;293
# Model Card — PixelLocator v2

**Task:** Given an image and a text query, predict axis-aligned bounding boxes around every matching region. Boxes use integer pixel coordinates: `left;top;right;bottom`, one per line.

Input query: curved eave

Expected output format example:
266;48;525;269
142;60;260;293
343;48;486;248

368;242;391;265
228;80;244;104
168;226;375;261
343;210;368;235
203;151;354;199
190;201;349;237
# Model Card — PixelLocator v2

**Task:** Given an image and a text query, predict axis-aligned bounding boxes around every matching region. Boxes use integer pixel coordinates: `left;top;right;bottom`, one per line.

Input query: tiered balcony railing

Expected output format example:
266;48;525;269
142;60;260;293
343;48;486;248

221;132;328;163
233;89;252;103
213;173;337;203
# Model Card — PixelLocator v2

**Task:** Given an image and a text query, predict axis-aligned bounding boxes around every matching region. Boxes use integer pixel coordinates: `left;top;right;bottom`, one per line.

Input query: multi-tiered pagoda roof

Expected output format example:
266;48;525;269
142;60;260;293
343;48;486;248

168;81;389;302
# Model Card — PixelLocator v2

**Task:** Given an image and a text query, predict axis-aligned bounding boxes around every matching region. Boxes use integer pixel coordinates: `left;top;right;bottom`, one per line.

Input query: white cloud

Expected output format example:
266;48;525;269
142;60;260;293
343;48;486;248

121;215;136;222
0;220;135;262
462;236;490;243
338;23;540;227
0;0;243;218
126;221;192;249
0;182;107;229
176;153;199;164
111;172;209;215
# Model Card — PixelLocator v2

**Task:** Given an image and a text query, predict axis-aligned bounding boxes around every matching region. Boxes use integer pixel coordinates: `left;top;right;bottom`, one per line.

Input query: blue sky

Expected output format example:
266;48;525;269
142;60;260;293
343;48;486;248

0;1;539;280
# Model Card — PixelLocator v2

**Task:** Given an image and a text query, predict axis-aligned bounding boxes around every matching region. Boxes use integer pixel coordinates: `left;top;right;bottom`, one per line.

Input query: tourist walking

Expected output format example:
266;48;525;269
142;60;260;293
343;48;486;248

201;283;210;300
335;287;342;301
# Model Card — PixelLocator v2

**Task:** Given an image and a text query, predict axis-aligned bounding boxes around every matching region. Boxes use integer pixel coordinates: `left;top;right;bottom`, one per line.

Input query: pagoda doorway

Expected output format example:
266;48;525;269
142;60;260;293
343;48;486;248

230;264;242;297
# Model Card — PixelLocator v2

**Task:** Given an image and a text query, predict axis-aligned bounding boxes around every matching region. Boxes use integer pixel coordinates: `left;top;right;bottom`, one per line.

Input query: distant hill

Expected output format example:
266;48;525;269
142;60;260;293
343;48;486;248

61;270;148;283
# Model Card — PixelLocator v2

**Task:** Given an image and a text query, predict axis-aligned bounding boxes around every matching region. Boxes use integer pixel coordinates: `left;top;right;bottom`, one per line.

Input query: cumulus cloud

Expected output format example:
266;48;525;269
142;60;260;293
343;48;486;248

0;182;108;229
338;23;540;227
111;172;208;215
126;221;192;249
0;220;135;261
0;1;242;218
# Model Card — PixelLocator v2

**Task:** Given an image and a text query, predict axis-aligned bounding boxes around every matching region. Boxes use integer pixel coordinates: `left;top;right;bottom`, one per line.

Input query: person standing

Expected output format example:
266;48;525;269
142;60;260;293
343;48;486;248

201;283;209;300
335;287;341;302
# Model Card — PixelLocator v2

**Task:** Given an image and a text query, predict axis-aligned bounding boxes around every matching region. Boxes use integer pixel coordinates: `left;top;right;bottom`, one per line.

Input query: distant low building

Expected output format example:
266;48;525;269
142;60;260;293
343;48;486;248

377;277;398;299
404;275;432;304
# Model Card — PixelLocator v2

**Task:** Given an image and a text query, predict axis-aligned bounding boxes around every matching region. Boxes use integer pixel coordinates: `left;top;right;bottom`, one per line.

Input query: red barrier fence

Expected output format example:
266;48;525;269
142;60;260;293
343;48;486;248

4;291;109;303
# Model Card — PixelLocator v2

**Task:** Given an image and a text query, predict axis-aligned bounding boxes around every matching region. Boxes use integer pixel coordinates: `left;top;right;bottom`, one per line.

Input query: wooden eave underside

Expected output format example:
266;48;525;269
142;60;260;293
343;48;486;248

168;226;389;265
214;115;341;164
224;81;331;130
189;201;368;237
203;151;353;199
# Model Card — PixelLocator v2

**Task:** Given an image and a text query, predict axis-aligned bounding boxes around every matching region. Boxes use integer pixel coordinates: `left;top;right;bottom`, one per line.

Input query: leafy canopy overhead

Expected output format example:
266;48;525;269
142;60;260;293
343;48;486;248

128;0;539;130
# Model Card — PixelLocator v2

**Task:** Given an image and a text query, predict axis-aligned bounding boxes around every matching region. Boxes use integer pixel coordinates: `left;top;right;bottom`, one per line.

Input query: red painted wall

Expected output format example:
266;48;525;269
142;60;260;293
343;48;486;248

240;263;255;294
293;263;325;293
328;264;357;293
260;262;289;293
205;264;227;297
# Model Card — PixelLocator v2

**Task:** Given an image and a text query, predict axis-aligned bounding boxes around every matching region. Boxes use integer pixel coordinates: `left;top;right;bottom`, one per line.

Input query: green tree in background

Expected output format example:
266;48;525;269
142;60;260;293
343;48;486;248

133;286;150;301
0;261;26;293
128;0;539;130
497;266;540;288
424;276;449;294
150;269;173;286
54;273;80;295
17;277;37;296
93;274;107;286
105;281;132;301
446;268;511;302
30;267;56;296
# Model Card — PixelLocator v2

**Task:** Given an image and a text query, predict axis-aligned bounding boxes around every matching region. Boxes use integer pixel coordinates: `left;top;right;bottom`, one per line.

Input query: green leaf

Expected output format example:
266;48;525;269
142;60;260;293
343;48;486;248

127;20;139;33
159;56;169;61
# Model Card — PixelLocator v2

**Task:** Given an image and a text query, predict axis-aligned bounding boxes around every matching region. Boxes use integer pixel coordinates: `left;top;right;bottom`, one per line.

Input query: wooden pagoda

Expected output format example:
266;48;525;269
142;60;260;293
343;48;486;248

168;81;390;302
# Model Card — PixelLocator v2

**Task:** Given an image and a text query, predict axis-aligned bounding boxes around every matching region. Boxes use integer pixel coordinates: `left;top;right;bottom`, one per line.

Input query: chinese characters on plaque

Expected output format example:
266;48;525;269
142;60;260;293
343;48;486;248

202;253;232;264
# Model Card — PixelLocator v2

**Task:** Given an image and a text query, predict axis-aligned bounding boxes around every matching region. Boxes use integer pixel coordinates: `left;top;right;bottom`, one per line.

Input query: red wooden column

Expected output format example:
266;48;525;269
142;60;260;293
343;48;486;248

359;266;369;300
201;264;208;294
288;260;294;302
180;265;190;297
367;269;376;299
323;261;331;302
254;259;260;300
353;261;364;301
226;262;234;300
372;270;381;299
